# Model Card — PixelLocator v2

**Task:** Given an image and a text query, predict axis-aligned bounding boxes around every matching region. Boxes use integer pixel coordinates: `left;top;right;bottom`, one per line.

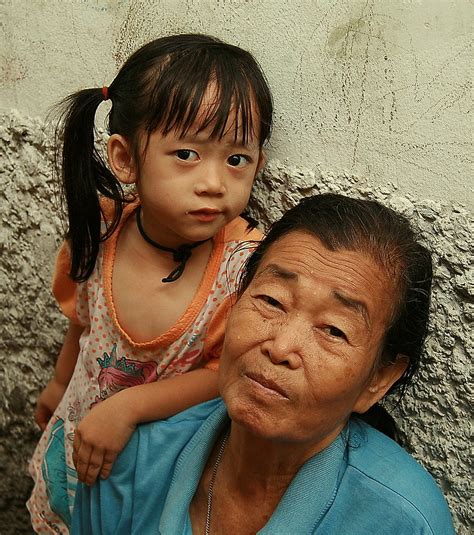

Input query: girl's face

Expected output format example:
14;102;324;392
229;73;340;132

110;96;265;248
137;125;263;247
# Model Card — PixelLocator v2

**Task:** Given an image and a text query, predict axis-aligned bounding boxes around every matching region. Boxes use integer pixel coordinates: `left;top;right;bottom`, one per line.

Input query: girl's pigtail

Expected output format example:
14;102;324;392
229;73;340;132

54;88;125;282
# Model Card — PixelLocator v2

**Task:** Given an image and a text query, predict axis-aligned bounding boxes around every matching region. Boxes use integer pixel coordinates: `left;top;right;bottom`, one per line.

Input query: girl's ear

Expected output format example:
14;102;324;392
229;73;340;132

353;354;409;415
256;150;267;174
107;134;137;184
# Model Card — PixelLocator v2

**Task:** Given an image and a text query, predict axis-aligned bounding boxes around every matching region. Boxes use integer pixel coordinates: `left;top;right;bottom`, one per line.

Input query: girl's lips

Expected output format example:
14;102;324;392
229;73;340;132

189;209;222;222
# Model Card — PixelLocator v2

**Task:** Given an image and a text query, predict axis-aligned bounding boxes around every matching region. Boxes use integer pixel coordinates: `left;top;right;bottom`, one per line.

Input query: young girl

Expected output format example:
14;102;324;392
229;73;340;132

27;33;273;533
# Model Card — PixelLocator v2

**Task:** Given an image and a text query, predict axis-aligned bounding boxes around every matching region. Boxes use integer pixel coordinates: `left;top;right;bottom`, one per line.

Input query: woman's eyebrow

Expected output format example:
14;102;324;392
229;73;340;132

257;263;298;281
256;265;370;325
331;290;370;328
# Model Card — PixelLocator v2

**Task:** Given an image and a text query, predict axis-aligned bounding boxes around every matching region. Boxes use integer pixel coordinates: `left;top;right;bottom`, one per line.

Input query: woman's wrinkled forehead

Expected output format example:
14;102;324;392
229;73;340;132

253;231;396;334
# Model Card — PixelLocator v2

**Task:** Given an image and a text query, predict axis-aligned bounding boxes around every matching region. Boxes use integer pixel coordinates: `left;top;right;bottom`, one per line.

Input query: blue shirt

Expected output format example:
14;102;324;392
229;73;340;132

72;399;454;534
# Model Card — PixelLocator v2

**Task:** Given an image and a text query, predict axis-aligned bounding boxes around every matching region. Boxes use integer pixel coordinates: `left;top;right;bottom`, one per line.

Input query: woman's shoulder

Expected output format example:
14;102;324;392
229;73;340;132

342;418;454;533
154;397;224;426
346;417;444;493
113;399;224;473
135;398;224;444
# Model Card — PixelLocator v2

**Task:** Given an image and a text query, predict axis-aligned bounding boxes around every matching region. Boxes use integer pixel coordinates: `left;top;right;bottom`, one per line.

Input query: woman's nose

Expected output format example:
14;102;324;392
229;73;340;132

194;164;226;196
261;329;303;370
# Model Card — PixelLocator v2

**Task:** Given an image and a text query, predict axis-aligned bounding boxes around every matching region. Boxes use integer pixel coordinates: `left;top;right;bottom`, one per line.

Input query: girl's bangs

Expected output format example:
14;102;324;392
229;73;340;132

144;56;258;145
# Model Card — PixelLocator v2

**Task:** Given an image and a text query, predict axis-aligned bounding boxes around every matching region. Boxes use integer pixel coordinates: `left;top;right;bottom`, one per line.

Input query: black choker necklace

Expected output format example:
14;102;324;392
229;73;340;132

135;206;210;283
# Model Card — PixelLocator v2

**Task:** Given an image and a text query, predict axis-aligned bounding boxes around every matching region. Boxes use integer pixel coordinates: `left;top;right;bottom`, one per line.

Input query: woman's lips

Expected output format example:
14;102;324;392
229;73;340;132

245;372;289;399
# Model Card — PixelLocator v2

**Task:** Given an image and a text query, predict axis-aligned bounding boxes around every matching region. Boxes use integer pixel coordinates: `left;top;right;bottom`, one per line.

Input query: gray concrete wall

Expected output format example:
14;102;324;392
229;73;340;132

1;1;472;533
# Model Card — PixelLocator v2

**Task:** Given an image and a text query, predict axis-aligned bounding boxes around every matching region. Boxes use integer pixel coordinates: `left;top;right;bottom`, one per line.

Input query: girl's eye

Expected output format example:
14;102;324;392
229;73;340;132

176;149;199;161
322;326;347;340
227;154;250;167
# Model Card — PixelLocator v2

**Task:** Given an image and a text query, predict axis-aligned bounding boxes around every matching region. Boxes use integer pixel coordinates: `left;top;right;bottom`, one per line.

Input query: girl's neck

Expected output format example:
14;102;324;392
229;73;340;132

137;206;196;250
112;213;214;342
135;205;211;282
130;214;215;277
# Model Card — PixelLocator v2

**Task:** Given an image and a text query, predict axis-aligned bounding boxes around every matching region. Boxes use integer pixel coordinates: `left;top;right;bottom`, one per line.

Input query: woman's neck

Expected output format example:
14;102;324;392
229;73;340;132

192;423;327;535
224;422;321;493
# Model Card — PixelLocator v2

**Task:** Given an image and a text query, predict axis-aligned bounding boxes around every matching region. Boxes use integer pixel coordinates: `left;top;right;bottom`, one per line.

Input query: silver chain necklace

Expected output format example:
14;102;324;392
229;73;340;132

205;429;230;535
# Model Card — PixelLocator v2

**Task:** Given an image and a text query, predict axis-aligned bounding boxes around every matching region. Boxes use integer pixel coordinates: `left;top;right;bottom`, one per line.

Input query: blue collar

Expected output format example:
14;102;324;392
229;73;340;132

159;400;348;534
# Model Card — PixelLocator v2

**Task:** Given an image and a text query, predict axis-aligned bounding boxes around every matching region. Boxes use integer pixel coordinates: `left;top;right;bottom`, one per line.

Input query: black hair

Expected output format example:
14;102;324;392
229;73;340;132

54;33;273;281
238;193;433;399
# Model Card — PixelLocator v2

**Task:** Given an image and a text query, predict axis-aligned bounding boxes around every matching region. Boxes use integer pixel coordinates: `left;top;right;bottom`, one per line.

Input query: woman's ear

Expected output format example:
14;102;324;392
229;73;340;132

353;354;409;414
107;134;137;184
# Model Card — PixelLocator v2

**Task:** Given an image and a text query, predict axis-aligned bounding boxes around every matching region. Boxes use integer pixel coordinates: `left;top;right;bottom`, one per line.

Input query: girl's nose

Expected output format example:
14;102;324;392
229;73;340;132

194;165;226;196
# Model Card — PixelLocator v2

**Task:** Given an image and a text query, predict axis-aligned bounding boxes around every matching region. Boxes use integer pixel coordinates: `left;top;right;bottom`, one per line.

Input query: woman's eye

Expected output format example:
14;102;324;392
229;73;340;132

259;295;282;309
227;154;250;167
322;326;347;340
176;149;199;161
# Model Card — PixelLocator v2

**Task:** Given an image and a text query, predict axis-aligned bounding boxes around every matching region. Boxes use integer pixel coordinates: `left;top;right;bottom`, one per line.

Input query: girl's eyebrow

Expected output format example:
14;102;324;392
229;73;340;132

177;134;259;150
222;140;259;150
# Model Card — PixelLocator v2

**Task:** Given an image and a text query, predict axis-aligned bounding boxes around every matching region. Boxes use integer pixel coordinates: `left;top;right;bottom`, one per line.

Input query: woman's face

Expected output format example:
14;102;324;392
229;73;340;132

219;230;405;453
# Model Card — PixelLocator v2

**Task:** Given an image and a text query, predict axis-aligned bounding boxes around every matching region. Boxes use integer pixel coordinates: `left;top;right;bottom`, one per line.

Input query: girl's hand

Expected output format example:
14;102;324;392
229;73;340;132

72;394;136;486
35;377;67;431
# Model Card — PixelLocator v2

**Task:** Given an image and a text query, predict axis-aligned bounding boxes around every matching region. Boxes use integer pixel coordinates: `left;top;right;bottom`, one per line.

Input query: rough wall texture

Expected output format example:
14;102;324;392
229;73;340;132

0;112;65;534
1;110;472;534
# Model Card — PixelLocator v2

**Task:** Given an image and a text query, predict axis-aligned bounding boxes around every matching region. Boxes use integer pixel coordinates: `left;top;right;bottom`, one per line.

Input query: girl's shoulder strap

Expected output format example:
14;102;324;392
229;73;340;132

99;196;139;226
52;241;80;324
201;295;233;367
99;196;116;224
218;216;263;244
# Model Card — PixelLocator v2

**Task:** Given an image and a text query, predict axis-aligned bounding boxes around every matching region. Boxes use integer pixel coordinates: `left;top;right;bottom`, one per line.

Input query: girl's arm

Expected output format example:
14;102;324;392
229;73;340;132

35;321;84;430
72;368;218;485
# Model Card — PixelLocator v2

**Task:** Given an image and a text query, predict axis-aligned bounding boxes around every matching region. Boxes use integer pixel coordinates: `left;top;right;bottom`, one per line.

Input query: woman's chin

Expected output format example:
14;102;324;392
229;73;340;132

226;397;280;439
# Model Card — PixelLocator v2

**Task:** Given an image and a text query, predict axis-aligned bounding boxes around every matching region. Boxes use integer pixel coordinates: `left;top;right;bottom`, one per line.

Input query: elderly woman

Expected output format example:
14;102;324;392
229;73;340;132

72;194;454;534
